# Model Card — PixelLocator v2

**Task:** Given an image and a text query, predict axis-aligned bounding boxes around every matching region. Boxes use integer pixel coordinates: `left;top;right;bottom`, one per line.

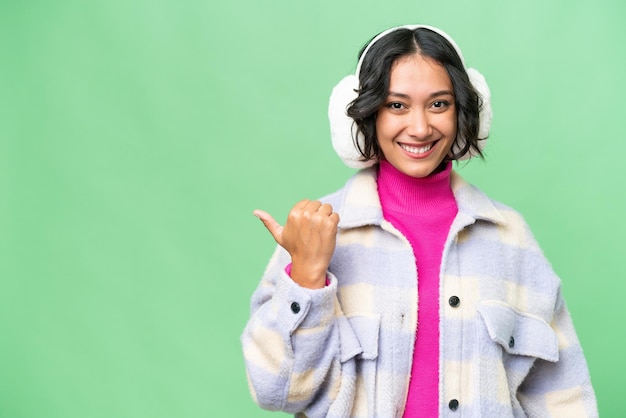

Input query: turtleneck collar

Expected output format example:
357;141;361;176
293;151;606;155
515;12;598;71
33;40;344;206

377;159;457;216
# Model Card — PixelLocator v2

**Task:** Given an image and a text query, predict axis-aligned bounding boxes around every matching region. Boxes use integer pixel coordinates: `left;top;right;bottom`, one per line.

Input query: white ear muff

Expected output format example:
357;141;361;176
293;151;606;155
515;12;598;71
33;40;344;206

328;75;376;169
467;68;492;141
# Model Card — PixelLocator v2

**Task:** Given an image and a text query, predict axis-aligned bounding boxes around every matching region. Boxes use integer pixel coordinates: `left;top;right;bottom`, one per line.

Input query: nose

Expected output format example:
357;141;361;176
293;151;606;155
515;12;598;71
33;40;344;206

406;109;432;139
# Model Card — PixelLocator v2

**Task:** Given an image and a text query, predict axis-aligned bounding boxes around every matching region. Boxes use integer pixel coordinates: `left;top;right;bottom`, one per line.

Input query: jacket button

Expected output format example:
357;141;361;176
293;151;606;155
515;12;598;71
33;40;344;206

449;296;460;307
509;336;515;348
290;302;301;314
449;399;459;411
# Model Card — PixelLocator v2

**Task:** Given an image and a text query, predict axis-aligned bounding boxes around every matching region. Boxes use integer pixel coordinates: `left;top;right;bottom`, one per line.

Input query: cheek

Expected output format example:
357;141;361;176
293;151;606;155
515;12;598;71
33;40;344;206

443;113;458;139
375;113;398;140
451;120;458;139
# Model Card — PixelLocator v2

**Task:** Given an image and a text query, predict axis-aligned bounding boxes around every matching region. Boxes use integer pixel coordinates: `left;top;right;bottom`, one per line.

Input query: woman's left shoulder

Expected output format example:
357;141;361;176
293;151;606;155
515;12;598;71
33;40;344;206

453;173;541;247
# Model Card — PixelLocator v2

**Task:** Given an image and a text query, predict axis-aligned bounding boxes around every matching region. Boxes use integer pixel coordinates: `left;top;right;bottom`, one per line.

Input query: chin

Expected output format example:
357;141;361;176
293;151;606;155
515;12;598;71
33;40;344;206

403;167;436;178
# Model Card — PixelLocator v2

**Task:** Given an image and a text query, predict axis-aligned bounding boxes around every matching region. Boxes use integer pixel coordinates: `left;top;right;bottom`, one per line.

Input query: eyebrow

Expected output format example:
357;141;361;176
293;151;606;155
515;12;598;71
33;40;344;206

388;90;455;99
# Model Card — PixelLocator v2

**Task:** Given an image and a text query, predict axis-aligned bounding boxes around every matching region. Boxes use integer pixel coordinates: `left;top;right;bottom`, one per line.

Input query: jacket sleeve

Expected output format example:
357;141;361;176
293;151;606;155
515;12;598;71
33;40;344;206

516;287;598;417
241;245;344;414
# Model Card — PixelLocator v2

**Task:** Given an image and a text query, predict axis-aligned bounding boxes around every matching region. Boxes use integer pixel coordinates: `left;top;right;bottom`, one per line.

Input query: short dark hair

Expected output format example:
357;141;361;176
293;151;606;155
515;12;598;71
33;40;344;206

346;27;484;162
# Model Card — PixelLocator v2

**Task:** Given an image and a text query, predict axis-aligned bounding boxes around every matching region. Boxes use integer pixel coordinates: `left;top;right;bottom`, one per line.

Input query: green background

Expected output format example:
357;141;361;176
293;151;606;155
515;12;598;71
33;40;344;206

1;0;624;417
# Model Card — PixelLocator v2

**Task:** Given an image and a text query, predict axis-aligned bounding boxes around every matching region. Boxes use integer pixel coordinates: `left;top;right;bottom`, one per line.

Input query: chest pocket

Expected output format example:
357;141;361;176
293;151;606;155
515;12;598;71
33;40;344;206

337;313;381;362
477;300;558;362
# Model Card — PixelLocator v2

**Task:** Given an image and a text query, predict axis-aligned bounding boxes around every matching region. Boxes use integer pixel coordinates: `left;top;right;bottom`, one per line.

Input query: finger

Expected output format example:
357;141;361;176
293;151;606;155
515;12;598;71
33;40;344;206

303;200;323;213
318;203;334;216
253;209;284;243
292;199;311;211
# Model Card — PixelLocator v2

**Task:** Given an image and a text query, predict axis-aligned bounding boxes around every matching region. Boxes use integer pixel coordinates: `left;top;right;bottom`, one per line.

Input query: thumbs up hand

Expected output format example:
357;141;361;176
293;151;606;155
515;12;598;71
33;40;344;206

254;200;339;289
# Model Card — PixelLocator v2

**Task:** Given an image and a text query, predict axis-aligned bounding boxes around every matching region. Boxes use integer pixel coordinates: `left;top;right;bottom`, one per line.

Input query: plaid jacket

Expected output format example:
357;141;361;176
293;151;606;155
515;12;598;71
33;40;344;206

242;167;598;417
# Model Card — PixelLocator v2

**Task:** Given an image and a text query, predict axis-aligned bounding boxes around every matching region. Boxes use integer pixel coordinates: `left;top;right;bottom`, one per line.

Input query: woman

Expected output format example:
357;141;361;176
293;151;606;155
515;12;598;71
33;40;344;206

242;25;598;417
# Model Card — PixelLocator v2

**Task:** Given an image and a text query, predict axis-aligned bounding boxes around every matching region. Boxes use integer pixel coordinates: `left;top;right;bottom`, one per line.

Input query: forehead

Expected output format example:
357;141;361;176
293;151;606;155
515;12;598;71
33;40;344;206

389;53;452;92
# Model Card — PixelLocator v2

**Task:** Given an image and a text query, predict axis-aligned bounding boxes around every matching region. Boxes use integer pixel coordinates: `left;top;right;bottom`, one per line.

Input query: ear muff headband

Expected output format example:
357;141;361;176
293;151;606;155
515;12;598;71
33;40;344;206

329;25;492;169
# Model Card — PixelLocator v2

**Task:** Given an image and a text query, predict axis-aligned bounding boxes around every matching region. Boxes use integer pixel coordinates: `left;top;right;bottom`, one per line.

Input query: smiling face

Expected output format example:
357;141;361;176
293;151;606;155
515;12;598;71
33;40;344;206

376;53;457;178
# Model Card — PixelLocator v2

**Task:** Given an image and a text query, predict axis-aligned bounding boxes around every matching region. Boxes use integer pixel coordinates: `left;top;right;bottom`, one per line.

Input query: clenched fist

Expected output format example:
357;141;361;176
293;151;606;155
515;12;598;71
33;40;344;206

254;200;340;289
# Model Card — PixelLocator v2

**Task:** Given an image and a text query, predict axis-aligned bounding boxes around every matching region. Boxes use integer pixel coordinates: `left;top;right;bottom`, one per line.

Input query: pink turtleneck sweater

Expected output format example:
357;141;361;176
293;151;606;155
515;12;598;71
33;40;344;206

377;160;458;417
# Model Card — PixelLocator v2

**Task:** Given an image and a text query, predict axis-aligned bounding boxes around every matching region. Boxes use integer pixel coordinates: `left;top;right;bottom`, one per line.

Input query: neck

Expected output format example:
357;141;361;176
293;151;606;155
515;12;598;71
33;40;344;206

377;160;456;215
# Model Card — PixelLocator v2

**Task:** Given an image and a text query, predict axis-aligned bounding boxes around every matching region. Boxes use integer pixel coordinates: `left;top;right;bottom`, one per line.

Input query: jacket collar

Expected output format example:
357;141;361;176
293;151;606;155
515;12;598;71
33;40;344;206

336;167;506;229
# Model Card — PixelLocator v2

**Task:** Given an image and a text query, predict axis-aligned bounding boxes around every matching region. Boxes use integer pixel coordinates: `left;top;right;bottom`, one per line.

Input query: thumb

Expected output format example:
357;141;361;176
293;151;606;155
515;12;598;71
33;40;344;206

253;209;284;244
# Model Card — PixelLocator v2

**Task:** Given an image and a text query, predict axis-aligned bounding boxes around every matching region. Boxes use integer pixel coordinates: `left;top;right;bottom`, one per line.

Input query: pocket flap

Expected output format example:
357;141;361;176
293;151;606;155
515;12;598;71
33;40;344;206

477;301;558;362
338;314;381;362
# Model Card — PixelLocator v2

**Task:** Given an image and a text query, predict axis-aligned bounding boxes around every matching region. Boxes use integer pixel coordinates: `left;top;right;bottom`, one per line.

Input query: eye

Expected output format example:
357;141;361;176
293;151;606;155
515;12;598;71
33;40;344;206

386;102;406;111
431;100;449;109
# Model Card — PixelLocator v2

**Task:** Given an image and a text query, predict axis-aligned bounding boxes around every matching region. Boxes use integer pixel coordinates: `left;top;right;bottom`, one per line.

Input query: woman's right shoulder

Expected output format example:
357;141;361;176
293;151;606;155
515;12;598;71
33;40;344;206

318;168;376;211
319;188;344;208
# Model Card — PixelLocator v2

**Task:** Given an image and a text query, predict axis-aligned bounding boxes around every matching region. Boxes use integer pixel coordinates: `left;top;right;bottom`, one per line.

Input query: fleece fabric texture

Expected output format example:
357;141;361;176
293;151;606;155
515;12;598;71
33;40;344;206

241;167;598;418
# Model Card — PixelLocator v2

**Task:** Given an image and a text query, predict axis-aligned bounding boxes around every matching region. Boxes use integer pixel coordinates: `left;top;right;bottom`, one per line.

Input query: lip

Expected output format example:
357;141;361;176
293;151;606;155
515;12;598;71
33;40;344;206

397;140;439;159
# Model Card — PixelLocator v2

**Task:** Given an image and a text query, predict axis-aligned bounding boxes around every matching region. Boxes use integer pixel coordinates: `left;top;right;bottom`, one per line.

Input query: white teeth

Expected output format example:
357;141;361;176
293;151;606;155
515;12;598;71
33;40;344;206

400;143;433;154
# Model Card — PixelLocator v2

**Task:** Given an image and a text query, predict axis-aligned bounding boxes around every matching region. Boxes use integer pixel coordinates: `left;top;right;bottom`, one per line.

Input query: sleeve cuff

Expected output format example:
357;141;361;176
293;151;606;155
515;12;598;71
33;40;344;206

284;263;331;286
274;267;337;332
